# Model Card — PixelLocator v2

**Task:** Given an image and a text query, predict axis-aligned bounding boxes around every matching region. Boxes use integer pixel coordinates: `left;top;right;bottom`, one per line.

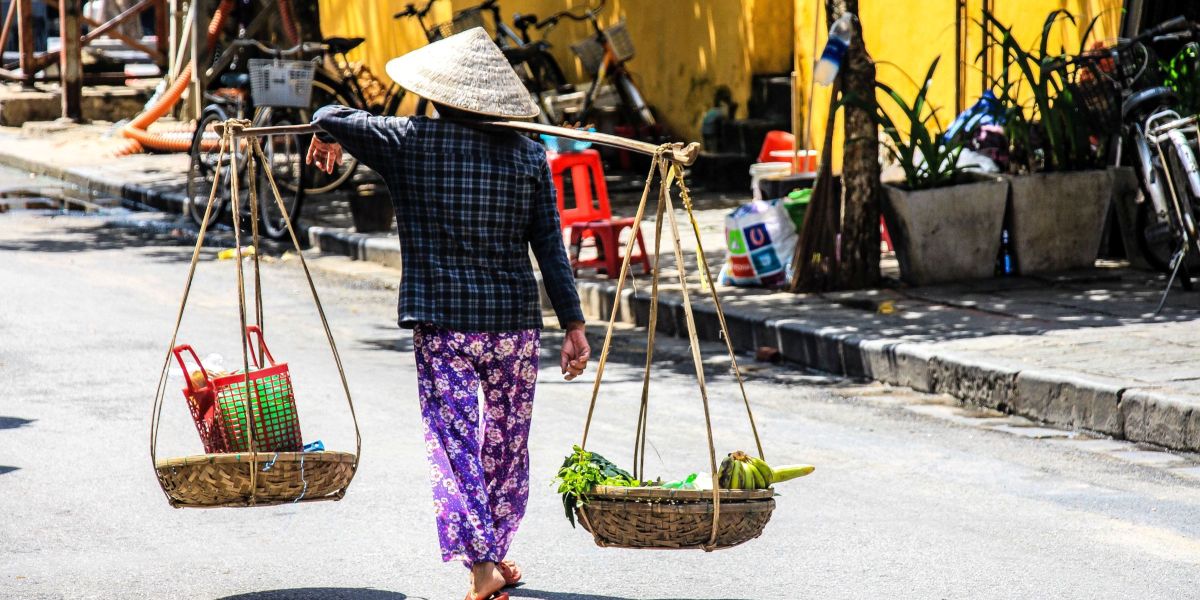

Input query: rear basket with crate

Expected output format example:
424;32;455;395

152;126;361;509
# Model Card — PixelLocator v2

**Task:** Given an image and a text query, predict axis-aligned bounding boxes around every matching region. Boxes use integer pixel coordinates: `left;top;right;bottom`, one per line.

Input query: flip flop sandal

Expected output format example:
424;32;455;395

465;593;509;600
497;560;522;587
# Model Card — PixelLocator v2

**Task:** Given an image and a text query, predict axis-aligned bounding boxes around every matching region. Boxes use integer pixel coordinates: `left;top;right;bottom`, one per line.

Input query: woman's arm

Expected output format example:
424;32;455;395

528;159;590;379
308;105;408;174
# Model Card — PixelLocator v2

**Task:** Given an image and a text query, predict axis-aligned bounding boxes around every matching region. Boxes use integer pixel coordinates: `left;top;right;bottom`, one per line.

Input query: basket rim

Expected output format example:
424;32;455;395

591;485;775;501
155;450;355;469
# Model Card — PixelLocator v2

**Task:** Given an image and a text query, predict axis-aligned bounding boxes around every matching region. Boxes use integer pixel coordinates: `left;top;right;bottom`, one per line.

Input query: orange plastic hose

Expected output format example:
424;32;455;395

278;0;300;46
119;0;234;154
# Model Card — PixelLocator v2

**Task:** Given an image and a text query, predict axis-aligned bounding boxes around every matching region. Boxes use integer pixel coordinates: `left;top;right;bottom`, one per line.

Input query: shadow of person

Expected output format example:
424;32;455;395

510;590;748;600
216;589;408;600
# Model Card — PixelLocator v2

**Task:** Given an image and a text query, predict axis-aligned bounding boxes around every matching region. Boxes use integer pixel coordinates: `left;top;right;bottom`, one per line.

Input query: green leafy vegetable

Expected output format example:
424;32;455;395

554;445;638;527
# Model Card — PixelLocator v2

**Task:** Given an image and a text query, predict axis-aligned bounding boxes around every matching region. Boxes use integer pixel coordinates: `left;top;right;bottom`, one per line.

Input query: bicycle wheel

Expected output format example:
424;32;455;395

1135;195;1180;272
187;105;235;229
254;108;306;240
305;76;361;195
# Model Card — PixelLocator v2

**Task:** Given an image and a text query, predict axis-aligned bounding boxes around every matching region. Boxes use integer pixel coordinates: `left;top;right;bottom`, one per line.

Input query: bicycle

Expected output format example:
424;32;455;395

533;0;655;130
1060;15;1200;310
187;39;315;240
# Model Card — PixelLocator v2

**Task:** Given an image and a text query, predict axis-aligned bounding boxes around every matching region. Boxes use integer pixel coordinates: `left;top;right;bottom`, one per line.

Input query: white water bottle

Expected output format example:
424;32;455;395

814;13;854;86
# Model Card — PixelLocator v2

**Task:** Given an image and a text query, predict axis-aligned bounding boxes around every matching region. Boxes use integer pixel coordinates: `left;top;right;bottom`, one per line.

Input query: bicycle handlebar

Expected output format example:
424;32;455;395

534;0;605;30
225;39;325;57
1142;15;1190;39
394;0;437;20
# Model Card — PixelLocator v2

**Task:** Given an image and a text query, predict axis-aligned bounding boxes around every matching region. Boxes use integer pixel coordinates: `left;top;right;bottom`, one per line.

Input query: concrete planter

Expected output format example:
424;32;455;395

1007;170;1113;274
882;176;1008;286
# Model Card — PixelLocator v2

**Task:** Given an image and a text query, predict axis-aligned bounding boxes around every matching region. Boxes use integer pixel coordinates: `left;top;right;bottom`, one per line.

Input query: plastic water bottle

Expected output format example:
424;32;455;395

814;13;854;86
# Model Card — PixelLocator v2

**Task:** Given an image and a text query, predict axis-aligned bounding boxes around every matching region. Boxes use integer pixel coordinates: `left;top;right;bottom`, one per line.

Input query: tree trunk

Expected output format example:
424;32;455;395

829;0;881;289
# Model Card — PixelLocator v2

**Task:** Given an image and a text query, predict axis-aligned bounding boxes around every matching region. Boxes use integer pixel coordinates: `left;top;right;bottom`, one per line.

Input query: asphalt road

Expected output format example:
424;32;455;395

3;210;1200;600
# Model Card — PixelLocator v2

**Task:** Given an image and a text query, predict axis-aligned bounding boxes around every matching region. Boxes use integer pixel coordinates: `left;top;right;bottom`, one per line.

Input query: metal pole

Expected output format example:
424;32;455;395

59;0;82;121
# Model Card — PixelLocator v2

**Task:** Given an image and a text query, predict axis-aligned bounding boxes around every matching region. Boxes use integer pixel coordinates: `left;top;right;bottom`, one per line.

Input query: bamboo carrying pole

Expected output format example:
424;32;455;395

228;121;702;165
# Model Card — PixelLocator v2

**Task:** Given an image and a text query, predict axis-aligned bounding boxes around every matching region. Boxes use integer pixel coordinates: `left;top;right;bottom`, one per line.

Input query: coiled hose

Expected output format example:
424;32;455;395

118;0;234;154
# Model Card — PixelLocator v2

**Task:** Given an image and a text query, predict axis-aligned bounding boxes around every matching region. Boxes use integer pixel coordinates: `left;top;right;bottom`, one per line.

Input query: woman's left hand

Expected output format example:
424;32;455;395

561;322;590;381
306;137;343;174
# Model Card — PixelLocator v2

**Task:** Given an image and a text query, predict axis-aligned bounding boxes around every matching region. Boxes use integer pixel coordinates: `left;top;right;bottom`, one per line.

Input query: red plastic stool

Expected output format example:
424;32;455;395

547;149;651;278
568;218;651;278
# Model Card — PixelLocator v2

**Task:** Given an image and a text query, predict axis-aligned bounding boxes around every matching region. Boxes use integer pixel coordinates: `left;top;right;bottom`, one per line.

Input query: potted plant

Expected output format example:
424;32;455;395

982;11;1114;275
872;57;1009;286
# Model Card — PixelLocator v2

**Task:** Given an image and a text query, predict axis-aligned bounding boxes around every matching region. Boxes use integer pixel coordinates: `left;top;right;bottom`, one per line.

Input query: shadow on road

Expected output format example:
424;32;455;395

0;416;34;429
0;466;18;475
216;589;409;600
511;591;748;600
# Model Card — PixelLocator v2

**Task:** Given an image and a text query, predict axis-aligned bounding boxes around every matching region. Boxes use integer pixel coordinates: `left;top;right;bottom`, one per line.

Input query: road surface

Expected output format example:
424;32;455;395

2;210;1200;599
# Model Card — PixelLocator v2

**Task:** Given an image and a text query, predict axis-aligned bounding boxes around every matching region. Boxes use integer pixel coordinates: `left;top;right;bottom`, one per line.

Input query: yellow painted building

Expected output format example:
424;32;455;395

317;0;794;139
793;0;1125;167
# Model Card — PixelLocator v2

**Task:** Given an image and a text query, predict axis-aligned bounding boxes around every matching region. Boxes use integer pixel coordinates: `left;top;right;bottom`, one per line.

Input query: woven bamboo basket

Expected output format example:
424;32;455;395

576;486;776;550
155;451;356;508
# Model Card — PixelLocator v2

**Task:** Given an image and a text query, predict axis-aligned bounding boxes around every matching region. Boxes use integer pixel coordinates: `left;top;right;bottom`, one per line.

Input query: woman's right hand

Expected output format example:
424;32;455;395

306;137;343;174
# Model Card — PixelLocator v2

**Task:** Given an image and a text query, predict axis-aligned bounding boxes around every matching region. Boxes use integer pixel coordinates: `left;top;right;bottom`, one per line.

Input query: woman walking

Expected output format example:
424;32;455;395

306;29;590;600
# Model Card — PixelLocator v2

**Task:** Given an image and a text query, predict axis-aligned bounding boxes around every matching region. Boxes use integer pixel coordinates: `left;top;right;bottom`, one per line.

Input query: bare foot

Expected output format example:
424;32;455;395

468;561;506;599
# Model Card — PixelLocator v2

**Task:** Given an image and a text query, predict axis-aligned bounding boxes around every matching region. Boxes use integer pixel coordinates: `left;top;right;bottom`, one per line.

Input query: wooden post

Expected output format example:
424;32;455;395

187;0;203;120
828;0;880;289
16;0;33;87
59;0;82;120
155;0;168;69
167;0;178;82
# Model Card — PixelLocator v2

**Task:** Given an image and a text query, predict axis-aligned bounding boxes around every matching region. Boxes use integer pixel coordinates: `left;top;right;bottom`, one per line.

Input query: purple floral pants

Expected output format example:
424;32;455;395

413;323;541;566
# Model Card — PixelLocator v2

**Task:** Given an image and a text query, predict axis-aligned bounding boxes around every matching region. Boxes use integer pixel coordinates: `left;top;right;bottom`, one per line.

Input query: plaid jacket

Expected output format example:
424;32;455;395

312;106;584;332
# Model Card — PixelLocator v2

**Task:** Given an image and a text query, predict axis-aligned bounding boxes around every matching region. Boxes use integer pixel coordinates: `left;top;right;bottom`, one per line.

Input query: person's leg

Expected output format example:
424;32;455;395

413;324;500;568
477;328;541;565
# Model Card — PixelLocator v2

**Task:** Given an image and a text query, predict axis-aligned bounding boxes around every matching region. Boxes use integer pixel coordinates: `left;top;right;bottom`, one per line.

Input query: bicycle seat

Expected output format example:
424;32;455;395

514;13;538;30
1123;86;1179;121
219;72;250;88
325;36;365;54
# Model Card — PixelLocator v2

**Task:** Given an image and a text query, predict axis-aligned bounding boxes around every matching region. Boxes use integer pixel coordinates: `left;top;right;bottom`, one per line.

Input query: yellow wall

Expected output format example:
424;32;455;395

793;0;1123;169
317;0;794;139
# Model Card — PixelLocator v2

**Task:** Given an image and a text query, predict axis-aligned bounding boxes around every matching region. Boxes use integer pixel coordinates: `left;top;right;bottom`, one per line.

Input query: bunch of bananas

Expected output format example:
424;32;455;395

717;450;814;490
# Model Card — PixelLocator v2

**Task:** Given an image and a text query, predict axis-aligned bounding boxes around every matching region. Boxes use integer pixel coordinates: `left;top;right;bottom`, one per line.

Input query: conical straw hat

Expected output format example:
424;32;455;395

385;27;538;120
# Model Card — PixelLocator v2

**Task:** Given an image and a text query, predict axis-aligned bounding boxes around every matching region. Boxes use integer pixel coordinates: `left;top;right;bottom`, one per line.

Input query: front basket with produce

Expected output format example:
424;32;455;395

150;119;360;508
558;150;813;551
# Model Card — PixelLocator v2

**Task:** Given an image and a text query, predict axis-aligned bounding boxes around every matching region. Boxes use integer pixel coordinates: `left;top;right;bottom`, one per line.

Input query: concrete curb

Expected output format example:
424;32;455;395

573;279;1200;453
4;147;1197;453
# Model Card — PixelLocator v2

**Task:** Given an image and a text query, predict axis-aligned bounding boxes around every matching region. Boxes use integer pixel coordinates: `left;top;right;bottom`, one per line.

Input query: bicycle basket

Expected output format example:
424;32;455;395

572;34;606;75
249;58;315;108
432;8;486;41
1070;41;1163;135
605;20;635;63
1069;54;1123;136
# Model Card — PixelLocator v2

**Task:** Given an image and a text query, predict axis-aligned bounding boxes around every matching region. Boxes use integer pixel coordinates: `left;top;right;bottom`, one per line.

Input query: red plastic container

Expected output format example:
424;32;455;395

172;326;303;454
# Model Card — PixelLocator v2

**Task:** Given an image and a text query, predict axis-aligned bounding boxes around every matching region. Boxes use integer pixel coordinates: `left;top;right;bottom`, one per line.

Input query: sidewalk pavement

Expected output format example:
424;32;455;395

4;121;1199;452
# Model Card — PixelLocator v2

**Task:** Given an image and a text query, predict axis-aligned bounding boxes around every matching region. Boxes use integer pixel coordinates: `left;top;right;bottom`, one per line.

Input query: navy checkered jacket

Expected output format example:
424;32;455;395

312;106;584;332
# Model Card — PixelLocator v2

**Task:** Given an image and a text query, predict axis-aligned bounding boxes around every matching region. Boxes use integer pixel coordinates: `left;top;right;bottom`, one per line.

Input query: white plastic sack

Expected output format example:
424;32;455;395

718;199;797;288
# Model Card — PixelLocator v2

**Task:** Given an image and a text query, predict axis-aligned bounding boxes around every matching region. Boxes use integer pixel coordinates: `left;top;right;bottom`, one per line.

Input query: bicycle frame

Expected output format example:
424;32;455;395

1143;110;1200;310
